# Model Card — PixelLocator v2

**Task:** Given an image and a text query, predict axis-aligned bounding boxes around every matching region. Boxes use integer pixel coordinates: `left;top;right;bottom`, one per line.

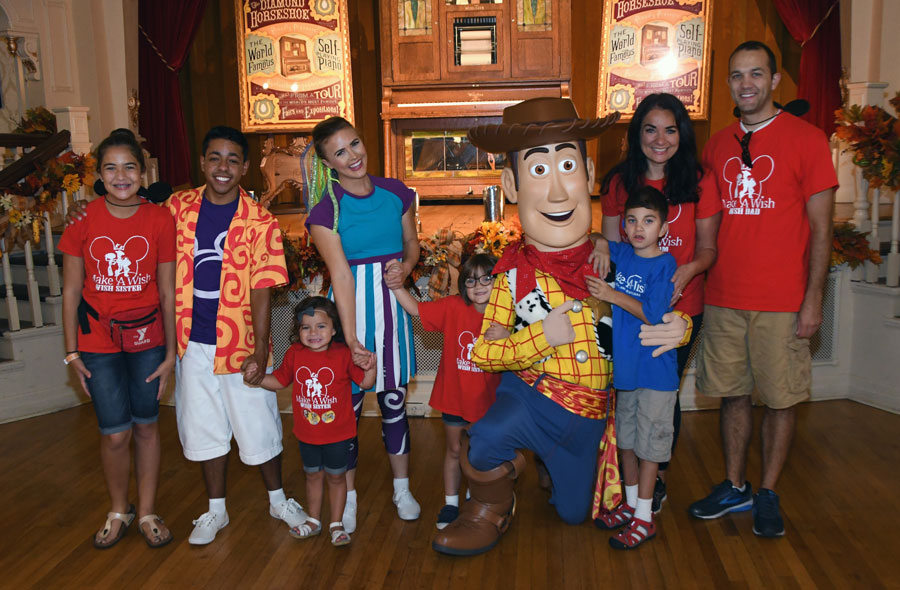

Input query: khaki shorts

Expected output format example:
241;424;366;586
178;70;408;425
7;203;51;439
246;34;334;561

615;388;677;463
696;305;811;409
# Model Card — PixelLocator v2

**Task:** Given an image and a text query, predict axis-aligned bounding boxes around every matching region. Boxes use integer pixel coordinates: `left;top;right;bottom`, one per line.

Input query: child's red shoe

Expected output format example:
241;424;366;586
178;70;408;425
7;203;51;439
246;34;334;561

593;502;634;530
609;516;656;550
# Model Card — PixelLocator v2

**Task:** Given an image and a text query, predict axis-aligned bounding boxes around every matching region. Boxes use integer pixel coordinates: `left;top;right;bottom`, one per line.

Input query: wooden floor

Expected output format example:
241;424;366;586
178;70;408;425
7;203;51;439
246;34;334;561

2;400;899;589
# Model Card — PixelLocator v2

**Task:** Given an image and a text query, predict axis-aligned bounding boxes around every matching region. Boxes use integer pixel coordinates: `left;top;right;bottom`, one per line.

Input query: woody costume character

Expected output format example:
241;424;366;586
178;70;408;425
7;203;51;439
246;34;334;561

432;98;692;556
433;98;620;556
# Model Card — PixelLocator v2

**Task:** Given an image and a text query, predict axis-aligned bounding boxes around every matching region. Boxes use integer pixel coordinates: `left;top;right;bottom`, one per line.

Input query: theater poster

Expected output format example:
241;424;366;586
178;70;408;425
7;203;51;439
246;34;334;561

597;0;713;121
235;0;355;132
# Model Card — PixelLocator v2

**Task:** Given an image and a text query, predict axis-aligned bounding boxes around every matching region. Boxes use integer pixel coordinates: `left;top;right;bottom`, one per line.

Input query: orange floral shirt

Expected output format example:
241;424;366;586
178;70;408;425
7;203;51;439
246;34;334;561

168;186;288;374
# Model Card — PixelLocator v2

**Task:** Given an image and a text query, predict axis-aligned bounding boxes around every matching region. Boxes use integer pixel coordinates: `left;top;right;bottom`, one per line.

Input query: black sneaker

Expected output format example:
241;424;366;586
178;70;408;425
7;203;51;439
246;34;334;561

752;489;785;537
651;476;667;514
688;479;753;519
436;504;459;530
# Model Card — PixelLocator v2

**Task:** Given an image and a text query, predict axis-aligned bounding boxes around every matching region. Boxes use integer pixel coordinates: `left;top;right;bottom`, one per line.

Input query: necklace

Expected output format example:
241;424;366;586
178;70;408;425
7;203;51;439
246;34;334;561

105;197;144;208
741;110;780;129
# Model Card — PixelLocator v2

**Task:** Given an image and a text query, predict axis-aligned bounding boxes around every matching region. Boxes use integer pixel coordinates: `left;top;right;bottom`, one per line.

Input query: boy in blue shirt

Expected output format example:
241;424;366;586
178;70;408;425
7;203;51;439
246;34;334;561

586;185;678;549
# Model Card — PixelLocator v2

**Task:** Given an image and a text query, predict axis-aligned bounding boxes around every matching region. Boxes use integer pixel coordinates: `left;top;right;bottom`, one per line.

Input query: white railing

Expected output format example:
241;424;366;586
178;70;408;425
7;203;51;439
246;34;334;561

852;168;900;287
1;141;77;332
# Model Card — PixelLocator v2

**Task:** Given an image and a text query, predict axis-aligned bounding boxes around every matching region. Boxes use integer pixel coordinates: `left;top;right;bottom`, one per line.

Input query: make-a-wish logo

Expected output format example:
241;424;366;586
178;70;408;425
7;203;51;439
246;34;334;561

89;236;151;292
616;271;645;295
721;156;776;216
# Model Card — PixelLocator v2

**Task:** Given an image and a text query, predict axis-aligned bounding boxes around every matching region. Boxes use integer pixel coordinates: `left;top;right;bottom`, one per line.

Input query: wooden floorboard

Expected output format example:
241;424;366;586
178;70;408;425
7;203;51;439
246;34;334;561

1;399;898;589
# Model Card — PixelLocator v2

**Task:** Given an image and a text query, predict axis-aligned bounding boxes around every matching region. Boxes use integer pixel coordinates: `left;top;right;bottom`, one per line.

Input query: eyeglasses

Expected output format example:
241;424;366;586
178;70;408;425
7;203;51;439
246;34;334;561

464;275;493;288
735;131;754;168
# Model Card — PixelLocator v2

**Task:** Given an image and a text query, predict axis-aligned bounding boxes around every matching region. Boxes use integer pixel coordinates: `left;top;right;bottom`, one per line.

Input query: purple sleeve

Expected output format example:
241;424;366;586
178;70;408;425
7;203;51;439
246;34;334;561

305;193;338;230
372;177;415;214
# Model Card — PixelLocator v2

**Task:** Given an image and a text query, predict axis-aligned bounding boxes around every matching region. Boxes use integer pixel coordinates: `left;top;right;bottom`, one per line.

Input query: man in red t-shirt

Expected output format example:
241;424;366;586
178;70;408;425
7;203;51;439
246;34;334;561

690;41;837;538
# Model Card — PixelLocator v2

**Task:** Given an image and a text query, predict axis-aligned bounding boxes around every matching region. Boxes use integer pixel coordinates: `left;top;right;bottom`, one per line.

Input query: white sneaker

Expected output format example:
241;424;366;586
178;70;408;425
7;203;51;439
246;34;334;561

270;498;308;528
342;495;357;534
189;510;229;545
393;489;421;521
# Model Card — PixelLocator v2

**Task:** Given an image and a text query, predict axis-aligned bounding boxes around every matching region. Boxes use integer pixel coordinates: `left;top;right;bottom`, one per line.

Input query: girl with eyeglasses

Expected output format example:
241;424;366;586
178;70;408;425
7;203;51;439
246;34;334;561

390;253;507;531
598;93;722;518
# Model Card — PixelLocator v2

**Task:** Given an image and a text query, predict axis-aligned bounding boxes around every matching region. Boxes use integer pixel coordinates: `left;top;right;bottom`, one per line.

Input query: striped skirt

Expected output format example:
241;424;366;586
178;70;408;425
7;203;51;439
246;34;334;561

331;260;416;393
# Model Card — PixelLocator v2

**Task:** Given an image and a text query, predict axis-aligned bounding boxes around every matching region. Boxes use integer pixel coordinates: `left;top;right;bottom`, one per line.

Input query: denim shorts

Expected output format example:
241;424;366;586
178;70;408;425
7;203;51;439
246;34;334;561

298;439;352;475
441;412;469;427
80;345;166;435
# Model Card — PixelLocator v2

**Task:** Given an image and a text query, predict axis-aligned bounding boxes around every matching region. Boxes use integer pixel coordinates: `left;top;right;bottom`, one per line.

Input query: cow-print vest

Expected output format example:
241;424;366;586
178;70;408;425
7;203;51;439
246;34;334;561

505;267;613;361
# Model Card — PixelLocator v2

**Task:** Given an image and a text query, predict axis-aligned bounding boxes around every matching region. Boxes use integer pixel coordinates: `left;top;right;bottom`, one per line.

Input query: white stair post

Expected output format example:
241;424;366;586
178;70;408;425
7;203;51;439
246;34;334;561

2;244;21;331
852;171;870;281
866;187;881;283
887;188;900;287
44;212;60;296
23;240;43;327
853;170;870;231
52;107;92;155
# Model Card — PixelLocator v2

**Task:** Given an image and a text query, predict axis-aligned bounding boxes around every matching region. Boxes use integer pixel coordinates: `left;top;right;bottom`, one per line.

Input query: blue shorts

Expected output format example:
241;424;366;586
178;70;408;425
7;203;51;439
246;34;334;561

441;412;469;427
298;439;352;475
80;345;166;435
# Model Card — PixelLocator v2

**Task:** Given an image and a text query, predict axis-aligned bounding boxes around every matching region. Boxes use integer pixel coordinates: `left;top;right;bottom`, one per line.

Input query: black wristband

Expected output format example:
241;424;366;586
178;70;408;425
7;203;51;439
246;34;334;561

65;350;78;354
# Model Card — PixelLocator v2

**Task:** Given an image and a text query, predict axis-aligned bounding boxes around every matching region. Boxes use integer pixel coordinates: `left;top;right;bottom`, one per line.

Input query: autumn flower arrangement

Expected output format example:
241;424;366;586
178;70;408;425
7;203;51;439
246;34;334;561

276;230;331;295
831;222;882;270
1;151;95;246
463;219;521;258
13;106;57;135
834;91;900;189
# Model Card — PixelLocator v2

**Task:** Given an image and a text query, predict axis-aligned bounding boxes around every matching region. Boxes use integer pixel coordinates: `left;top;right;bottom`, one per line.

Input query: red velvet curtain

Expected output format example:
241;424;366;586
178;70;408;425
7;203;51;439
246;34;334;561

138;0;208;187
772;0;842;136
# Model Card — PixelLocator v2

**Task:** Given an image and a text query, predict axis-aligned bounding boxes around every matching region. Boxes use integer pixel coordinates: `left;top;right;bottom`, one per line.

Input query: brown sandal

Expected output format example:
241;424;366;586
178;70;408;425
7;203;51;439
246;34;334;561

93;504;135;549
138;514;173;548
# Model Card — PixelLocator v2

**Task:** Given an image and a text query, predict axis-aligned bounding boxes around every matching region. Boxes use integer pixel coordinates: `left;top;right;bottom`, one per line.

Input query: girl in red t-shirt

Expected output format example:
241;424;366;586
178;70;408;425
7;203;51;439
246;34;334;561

597;93;722;523
250;297;375;546
60;128;177;549
391;253;506;531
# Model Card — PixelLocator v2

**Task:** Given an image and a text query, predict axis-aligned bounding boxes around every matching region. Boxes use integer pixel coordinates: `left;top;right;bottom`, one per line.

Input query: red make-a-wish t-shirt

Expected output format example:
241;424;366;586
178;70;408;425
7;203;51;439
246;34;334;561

272;342;363;445
701;113;838;312
600;173;721;317
58;198;176;352
419;295;501;423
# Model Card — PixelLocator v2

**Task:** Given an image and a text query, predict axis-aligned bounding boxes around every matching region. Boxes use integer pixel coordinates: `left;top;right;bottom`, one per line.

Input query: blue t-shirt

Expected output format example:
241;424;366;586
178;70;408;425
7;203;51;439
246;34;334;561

305;175;414;264
189;195;239;344
608;241;678;391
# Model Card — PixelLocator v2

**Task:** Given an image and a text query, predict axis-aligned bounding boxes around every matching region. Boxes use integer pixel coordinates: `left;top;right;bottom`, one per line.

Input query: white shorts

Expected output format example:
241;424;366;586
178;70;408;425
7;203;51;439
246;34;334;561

175;341;283;465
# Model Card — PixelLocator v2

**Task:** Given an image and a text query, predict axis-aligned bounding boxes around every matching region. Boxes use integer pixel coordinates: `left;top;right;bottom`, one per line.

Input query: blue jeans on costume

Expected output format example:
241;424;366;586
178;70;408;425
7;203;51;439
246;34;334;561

468;371;607;525
80;345;165;435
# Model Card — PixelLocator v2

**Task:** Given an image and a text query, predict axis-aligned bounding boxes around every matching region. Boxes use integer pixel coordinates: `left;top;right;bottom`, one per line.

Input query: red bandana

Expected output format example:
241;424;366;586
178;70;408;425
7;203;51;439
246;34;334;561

494;240;596;303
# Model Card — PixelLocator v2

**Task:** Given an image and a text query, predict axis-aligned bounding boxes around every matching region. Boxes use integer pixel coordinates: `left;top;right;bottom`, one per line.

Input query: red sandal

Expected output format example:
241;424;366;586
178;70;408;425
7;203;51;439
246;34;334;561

593;502;634;530
609;516;656;550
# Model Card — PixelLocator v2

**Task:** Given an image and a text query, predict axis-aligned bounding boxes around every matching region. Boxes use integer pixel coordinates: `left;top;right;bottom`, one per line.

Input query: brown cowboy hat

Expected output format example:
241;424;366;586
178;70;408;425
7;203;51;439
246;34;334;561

468;97;620;154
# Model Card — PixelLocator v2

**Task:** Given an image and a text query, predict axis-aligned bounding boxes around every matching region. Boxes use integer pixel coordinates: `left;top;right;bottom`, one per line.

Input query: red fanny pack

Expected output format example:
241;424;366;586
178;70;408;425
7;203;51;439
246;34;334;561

108;306;164;353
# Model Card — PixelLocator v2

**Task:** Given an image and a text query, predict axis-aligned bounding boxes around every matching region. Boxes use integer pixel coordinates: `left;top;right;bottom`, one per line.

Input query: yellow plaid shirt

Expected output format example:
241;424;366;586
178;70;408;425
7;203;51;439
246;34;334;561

472;270;612;407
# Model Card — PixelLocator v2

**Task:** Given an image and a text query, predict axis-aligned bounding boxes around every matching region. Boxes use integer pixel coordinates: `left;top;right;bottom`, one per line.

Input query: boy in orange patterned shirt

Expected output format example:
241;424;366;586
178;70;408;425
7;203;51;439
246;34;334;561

168;127;307;545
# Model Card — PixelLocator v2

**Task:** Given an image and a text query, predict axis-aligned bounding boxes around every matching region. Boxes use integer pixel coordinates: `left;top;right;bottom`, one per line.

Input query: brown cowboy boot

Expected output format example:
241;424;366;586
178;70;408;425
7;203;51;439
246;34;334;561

432;438;526;556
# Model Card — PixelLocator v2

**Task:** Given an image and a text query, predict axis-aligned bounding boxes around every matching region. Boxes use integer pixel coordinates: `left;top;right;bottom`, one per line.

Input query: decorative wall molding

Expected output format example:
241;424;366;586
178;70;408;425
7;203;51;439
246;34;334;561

2;32;40;80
